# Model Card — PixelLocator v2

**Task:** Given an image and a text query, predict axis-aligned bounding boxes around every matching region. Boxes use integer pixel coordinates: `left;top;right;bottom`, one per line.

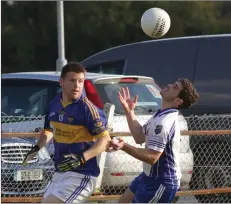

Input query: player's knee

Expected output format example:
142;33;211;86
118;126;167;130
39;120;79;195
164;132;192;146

41;194;64;203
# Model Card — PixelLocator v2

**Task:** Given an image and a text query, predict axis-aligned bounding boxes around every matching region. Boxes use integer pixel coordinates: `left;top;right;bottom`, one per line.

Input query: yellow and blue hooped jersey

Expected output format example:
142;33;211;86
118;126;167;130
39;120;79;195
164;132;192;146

44;93;109;177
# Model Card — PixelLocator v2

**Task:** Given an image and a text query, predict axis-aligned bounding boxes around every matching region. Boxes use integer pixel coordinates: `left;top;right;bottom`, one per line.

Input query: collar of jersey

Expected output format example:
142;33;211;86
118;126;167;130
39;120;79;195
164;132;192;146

154;108;178;118
59;91;86;108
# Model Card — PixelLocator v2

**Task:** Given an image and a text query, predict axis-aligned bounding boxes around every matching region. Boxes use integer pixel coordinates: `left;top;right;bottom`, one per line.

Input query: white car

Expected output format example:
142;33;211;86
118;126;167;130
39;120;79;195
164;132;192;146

1;72;193;197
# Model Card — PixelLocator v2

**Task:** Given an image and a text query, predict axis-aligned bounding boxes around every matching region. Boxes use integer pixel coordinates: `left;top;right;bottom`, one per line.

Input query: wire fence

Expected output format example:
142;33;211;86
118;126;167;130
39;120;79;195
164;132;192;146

1;114;231;203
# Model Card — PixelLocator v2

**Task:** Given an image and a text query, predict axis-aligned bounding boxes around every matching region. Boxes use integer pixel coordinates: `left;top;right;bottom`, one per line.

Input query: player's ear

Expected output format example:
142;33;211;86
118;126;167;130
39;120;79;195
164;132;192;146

59;78;63;87
176;98;183;107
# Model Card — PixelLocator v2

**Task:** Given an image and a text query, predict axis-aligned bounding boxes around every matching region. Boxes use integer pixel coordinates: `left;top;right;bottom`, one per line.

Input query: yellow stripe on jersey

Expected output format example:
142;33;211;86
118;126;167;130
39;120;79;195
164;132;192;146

83;97;100;120
96;130;109;138
83;97;100;119
50;121;96;143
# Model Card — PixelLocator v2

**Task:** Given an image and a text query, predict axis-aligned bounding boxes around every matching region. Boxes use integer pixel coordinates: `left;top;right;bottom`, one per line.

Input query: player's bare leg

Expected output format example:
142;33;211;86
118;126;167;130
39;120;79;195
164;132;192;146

119;188;135;203
41;194;63;203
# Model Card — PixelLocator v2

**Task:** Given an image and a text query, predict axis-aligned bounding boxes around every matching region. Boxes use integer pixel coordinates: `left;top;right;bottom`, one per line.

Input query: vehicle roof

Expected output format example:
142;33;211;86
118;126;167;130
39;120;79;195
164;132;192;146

1;71;154;82
81;34;231;63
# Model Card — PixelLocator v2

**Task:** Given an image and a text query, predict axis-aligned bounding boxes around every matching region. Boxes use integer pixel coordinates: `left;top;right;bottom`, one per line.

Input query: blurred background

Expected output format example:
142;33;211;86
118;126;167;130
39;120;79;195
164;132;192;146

2;1;231;73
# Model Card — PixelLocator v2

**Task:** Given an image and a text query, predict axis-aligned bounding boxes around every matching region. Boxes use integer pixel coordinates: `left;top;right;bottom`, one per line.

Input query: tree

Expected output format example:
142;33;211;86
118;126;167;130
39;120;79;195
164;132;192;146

1;1;230;73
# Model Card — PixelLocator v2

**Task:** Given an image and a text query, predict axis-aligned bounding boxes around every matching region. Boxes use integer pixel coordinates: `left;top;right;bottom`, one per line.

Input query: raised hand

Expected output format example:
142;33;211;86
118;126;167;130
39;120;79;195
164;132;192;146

118;87;138;113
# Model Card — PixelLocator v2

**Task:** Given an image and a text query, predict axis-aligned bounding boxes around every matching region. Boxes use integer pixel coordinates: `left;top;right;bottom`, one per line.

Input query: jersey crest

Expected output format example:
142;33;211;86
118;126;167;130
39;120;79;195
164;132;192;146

155;125;163;135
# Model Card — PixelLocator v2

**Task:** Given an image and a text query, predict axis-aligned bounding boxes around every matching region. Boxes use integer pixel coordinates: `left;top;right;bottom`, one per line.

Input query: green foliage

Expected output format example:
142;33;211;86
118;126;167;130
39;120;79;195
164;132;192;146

2;1;231;73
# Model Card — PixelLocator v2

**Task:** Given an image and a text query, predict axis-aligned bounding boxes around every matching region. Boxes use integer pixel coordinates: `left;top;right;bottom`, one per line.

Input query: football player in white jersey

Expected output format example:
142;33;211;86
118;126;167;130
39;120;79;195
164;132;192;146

111;78;199;203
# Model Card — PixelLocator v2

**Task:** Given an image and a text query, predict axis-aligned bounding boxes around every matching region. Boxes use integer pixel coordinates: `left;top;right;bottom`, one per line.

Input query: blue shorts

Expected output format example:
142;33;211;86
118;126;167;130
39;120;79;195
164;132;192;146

129;172;179;203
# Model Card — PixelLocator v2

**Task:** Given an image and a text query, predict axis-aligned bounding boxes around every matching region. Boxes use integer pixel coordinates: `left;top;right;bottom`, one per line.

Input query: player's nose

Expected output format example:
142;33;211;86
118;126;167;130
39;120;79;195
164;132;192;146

74;82;78;88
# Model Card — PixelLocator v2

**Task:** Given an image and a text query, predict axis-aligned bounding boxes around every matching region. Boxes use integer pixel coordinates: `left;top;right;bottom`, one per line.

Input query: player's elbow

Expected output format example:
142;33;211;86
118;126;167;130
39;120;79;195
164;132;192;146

146;156;158;165
146;150;161;165
149;158;158;165
134;133;145;145
134;138;144;145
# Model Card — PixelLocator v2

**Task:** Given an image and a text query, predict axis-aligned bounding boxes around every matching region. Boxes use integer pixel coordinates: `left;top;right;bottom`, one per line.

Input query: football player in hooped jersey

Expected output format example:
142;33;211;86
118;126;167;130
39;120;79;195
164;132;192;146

23;62;111;203
111;79;199;203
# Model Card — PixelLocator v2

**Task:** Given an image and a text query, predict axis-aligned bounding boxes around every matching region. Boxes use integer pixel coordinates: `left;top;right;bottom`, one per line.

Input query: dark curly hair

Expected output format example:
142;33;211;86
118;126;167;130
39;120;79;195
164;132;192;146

177;78;199;109
61;62;86;79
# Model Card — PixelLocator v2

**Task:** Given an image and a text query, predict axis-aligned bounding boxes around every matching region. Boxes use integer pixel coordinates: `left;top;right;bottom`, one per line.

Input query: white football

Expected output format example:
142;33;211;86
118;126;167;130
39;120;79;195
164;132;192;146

141;8;171;38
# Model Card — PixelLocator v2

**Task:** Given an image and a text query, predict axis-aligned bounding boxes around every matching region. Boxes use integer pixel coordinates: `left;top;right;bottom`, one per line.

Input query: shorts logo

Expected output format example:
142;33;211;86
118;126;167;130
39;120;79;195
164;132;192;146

155;125;163;135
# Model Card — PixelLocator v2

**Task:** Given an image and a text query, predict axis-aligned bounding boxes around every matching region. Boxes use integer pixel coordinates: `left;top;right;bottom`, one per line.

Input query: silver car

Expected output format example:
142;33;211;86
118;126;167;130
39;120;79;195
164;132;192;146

1;137;54;196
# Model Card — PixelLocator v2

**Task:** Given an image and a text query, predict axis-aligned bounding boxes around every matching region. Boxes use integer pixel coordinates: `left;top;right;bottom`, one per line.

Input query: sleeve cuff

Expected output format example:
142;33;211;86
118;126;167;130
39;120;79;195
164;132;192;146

95;130;110;138
148;140;165;152
148;145;164;153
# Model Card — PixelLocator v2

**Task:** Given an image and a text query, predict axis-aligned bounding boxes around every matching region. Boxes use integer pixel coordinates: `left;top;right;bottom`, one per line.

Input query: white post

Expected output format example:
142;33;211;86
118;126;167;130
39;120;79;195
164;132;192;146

56;1;67;71
95;103;115;192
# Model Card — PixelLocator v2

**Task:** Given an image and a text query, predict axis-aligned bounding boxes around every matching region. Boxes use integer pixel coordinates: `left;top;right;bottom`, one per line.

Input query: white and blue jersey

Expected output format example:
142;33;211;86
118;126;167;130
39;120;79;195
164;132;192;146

129;108;181;203
142;108;182;187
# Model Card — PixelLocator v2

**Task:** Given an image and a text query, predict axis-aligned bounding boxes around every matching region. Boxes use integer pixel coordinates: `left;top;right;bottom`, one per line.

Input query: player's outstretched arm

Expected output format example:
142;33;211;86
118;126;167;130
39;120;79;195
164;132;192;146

111;137;161;165
126;110;145;144
37;109;54;148
83;135;111;161
23;113;54;165
118;87;145;144
111;118;171;164
57;134;111;172
82;98;111;161
37;129;54;149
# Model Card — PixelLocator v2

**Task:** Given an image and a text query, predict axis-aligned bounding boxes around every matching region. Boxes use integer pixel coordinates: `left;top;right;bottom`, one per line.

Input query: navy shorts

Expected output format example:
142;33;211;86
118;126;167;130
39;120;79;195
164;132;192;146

129;172;179;203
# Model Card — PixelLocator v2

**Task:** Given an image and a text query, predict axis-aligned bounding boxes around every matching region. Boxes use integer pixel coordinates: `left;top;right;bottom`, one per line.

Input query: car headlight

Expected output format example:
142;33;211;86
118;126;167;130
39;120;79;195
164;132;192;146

38;147;51;160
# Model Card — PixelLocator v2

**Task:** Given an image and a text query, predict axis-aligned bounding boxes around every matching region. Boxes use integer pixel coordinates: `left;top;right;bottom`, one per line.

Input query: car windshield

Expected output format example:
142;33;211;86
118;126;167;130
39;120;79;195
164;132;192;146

2;84;51;117
2;79;162;118
94;82;162;115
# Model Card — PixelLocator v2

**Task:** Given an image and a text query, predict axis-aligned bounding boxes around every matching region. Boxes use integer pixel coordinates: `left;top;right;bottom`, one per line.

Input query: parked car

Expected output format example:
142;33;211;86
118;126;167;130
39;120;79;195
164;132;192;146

1;72;193;197
81;34;231;202
81;34;231;116
1;137;54;196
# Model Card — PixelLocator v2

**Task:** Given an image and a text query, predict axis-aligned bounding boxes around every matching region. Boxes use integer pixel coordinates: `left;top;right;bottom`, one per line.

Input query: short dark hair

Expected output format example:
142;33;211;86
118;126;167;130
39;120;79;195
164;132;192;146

177;78;199;109
61;62;86;78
